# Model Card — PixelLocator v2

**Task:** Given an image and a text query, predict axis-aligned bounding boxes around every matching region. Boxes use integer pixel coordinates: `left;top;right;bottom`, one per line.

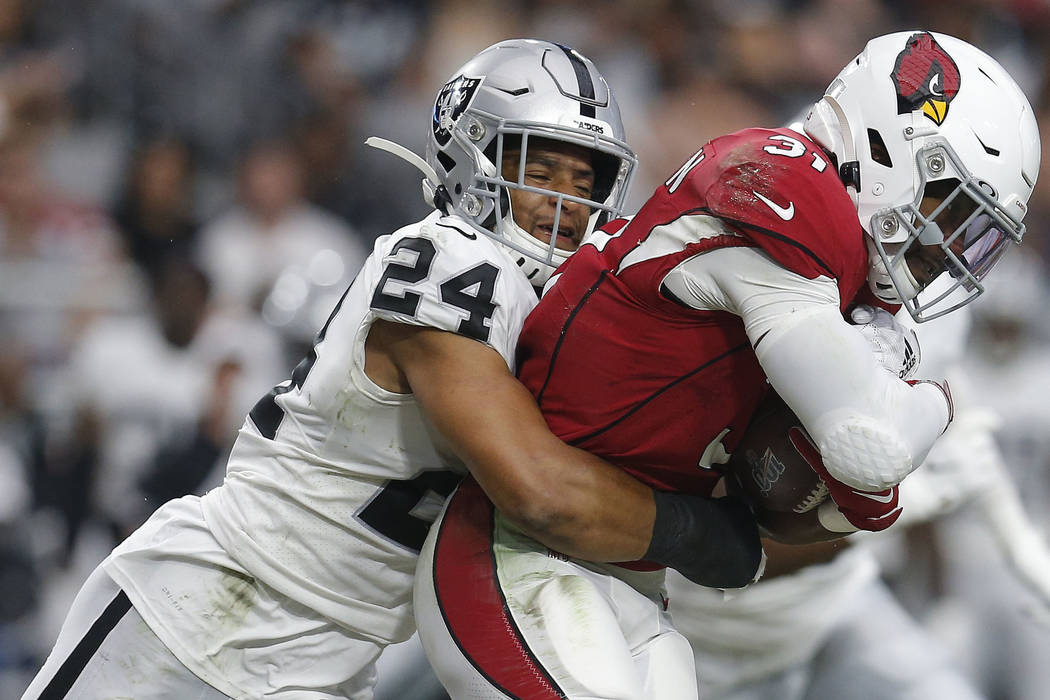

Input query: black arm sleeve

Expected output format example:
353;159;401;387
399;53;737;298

644;490;764;589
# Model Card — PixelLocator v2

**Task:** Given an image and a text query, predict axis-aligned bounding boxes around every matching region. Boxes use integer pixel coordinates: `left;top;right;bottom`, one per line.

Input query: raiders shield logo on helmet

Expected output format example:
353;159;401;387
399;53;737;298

891;32;961;125
432;76;483;147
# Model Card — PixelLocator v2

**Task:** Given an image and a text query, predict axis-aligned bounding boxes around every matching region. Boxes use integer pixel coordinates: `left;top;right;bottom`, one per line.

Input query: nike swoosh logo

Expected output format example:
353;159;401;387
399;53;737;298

436;221;477;240
854;490;896;504
753;191;795;221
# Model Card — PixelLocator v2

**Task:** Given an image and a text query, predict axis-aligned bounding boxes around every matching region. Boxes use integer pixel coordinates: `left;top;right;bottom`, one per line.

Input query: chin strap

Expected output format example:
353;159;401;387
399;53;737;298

365;137;452;213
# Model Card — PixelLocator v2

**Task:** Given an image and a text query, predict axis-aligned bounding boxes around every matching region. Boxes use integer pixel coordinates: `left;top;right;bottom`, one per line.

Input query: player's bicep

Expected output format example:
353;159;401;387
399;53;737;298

387;326;564;510
663;245;841;346
388;324;657;562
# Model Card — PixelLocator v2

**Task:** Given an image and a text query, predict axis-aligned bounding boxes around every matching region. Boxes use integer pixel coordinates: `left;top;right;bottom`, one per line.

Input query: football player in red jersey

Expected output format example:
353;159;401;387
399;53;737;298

414;31;1040;700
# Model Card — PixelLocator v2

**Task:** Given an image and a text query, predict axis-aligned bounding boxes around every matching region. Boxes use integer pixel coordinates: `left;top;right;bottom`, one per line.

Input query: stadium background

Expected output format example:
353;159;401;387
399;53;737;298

2;1;1049;698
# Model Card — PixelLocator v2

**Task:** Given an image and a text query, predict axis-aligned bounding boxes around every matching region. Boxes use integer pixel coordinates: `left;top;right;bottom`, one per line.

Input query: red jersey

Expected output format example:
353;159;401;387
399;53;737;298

516;128;869;496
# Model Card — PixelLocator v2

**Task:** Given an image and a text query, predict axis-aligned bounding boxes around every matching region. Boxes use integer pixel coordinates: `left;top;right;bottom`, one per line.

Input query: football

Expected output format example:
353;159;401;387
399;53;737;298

725;392;837;543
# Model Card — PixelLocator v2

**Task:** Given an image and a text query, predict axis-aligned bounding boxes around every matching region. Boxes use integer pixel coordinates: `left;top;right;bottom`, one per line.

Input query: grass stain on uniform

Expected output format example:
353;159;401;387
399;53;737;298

207;569;257;630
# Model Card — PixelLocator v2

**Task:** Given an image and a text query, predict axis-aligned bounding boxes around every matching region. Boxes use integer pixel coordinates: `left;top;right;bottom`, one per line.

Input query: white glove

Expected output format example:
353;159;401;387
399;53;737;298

849;305;921;380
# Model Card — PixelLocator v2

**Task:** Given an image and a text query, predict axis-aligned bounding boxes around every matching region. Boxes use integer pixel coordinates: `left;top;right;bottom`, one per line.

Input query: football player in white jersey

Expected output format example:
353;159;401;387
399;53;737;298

24;40;765;700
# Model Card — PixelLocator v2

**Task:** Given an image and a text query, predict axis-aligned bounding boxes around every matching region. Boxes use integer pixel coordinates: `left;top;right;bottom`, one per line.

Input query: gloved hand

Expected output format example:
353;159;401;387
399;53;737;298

788;426;903;532
849;304;921;380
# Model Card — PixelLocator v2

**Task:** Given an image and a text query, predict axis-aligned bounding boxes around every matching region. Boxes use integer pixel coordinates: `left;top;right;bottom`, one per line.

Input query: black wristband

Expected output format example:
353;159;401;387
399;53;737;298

644;490;763;589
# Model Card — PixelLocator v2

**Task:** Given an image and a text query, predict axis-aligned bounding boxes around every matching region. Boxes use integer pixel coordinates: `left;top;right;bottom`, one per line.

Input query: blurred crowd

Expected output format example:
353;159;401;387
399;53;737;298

2;1;1050;698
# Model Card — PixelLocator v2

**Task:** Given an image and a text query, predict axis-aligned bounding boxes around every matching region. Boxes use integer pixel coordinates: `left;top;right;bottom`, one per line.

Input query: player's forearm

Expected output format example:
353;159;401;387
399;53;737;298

486;449;656;561
431;371;658;561
759;537;848;579
756;306;950;490
455;389;765;587
478;444;763;587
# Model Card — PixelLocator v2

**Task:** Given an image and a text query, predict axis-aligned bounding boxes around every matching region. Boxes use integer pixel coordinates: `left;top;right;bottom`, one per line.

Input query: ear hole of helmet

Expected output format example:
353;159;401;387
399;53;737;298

436;150;456;175
839;160;861;190
867;129;893;167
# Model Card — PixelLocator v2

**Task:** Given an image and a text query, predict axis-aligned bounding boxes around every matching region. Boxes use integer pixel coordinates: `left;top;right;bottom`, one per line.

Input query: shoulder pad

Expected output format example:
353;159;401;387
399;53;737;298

368;216;536;365
696;129;866;285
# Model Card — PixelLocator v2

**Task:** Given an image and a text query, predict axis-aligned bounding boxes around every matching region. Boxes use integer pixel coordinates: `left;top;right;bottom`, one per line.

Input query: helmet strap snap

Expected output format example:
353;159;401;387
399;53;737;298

839;160;861;191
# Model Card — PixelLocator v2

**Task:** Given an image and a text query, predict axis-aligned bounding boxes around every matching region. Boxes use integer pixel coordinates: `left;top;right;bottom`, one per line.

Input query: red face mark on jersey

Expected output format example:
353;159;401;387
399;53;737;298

891;32;961;126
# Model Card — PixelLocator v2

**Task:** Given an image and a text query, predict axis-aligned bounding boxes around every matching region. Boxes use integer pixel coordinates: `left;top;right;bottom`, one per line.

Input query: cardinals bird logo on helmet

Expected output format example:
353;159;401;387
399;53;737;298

892;32;961;125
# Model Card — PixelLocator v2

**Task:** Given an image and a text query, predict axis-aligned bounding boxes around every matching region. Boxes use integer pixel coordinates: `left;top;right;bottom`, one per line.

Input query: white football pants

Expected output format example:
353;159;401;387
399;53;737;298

414;478;697;700
21;566;231;700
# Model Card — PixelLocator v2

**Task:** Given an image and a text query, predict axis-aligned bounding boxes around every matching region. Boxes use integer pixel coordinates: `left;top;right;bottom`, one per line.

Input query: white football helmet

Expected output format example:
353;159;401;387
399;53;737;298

424;39;637;286
803;31;1040;321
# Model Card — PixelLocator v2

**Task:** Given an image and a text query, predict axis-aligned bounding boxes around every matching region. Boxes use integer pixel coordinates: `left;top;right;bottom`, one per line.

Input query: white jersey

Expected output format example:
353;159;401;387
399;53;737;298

103;210;537;698
666;548;879;693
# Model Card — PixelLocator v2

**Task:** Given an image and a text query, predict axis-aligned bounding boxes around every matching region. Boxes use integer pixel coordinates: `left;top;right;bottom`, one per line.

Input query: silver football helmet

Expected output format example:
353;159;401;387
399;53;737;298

803;31;1040;321
424;39;637;286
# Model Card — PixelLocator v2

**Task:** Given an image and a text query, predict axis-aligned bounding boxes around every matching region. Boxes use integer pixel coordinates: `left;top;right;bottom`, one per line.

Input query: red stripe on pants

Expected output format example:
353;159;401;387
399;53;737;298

432;477;566;699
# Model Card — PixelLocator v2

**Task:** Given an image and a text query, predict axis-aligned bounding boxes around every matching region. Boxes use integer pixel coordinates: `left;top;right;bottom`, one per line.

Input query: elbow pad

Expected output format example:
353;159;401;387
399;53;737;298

816;414;914;491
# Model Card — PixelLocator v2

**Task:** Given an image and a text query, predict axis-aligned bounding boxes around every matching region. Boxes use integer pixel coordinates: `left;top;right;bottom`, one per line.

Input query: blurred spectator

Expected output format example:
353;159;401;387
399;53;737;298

1029;103;1050;261
62;254;284;544
875;250;1050;700
0;88;140;412
194;138;369;313
75;1;313;178
112;135;201;276
0;346;40;699
960;249;1050;538
287;7;434;238
0;136;120;265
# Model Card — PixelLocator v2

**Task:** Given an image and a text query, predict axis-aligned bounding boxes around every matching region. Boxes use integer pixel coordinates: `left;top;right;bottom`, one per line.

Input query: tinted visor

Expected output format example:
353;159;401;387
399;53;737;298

920;174;1021;293
945;212;1009;288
